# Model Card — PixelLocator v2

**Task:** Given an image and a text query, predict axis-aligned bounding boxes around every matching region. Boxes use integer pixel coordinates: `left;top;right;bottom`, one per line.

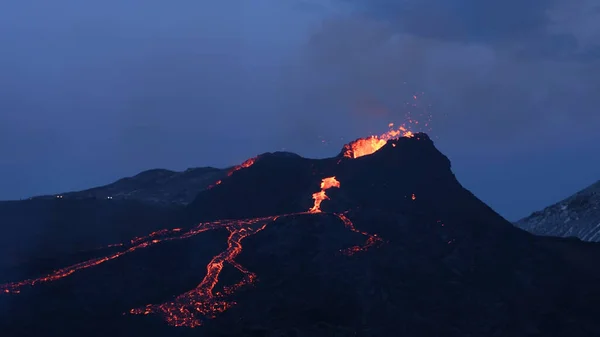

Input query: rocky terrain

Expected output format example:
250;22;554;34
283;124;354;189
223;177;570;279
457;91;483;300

1;134;600;337
31;166;228;206
516;180;600;241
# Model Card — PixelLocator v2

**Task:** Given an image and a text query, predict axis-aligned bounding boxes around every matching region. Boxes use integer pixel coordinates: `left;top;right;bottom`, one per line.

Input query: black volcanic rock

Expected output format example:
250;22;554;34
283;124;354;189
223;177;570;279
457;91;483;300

2;133;600;337
516;180;600;241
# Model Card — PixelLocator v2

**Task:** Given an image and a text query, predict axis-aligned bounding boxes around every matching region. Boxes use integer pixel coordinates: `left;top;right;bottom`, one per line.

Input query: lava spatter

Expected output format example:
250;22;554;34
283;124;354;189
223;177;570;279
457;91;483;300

343;122;414;159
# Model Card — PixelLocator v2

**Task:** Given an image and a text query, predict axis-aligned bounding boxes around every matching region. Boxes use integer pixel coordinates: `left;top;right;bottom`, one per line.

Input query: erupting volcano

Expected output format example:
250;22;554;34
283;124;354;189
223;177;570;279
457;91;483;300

343;123;413;158
0;137;390;328
4;122;600;337
0;122;414;327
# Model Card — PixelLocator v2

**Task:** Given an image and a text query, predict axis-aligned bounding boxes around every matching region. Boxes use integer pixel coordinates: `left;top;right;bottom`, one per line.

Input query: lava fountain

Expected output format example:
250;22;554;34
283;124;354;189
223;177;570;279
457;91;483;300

343;123;414;159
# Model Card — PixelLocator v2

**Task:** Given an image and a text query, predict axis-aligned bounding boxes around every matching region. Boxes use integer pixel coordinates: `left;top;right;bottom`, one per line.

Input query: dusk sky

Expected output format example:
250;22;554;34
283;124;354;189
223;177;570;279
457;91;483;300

1;0;599;221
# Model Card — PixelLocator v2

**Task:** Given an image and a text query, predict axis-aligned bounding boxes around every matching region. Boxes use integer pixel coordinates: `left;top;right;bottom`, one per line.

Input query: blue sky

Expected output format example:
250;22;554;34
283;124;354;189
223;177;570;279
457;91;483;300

1;0;599;220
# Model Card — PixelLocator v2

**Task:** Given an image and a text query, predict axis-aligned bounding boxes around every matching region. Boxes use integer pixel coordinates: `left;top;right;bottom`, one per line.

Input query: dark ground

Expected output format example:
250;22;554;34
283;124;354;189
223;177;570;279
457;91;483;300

2;134;600;337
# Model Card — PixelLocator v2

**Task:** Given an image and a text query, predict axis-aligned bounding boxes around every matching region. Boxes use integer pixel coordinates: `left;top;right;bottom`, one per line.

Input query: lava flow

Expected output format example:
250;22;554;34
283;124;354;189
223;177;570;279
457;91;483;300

335;213;383;256
1;168;384;328
343;122;414;159
228;157;257;176
130;218;273;327
208;157;258;189
309;176;341;213
0;223;234;294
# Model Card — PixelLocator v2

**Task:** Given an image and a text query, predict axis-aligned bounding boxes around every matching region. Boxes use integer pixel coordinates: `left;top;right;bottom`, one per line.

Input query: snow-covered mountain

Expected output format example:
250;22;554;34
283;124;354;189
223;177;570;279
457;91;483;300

515;180;600;241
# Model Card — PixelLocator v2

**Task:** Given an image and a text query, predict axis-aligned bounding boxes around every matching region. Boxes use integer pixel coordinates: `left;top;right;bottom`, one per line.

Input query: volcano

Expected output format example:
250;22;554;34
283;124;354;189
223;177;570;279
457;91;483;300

2;133;600;337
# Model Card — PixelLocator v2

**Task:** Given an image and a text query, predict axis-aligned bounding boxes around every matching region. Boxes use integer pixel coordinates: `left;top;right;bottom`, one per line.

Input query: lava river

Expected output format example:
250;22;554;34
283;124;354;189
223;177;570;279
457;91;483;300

0;175;382;328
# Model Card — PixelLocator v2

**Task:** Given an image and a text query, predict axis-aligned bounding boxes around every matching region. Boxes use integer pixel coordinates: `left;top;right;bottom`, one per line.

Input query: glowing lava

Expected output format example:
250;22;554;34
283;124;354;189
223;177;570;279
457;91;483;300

1;173;384;328
309;176;340;213
130;217;274;327
335;213;383;256
0;224;233;294
208;157;257;190
343;123;414;159
228;157;256;177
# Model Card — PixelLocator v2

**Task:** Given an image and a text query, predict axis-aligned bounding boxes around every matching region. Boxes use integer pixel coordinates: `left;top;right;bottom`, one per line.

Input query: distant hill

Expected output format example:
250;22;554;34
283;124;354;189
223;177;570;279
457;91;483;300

515;180;600;241
31;167;228;206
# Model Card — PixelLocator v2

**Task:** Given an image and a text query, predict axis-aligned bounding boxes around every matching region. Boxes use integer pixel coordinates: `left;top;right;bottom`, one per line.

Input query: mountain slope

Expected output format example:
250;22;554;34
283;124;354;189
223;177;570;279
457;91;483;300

2;133;600;337
0;199;183;282
32;166;227;206
516;180;600;241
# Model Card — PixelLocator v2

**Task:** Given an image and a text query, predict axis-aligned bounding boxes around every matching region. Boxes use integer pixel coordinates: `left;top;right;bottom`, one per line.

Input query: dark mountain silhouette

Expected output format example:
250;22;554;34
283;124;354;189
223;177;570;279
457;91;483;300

32;166;227;206
516;180;600;241
2;133;600;337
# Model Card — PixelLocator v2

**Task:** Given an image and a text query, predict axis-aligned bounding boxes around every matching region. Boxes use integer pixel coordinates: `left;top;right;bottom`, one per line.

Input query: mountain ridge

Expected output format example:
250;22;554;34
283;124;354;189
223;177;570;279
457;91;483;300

30;166;228;206
516;180;600;241
2;132;600;336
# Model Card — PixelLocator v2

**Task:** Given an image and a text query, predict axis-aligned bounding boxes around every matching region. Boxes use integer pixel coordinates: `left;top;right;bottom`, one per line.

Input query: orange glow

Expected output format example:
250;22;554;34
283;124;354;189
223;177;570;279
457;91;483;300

131;220;271;327
2;174;385;328
0;225;217;294
228;157;256;177
411;193;416;200
343;123;414;159
309;176;340;213
208;157;257;190
335;213;383;256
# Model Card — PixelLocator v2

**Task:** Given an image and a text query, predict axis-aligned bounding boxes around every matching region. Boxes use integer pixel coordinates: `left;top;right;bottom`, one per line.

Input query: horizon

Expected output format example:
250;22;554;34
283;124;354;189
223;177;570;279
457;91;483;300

1;0;599;221
2;128;597;222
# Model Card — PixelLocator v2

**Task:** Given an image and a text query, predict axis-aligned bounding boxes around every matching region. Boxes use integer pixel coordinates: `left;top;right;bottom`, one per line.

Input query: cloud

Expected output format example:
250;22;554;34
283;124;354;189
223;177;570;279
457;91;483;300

344;0;556;43
283;0;600;151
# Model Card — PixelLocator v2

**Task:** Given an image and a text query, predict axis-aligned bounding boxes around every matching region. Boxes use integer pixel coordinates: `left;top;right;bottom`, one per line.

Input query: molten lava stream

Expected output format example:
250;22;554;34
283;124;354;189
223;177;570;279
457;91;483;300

307;176;382;256
0;221;238;294
335;213;383;256
130;221;270;328
208;157;257;189
309;176;340;213
228;157;257;176
1;169;385;328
